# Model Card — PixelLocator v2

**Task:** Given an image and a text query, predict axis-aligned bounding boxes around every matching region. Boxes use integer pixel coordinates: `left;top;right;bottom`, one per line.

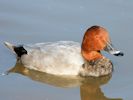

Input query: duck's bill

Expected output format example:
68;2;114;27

104;42;124;56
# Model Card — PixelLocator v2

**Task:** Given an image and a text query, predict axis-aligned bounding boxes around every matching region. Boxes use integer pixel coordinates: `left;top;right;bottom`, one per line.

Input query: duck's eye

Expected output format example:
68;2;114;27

97;50;101;53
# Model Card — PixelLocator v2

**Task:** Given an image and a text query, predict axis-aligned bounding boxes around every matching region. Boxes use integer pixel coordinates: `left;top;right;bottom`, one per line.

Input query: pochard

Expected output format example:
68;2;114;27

4;25;123;77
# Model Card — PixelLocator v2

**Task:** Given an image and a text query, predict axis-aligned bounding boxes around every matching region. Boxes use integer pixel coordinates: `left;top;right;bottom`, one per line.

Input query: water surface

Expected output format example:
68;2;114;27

0;0;133;100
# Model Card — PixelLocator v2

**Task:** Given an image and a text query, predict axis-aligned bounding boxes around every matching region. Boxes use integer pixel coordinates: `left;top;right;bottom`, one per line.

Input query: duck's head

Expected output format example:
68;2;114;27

81;25;124;61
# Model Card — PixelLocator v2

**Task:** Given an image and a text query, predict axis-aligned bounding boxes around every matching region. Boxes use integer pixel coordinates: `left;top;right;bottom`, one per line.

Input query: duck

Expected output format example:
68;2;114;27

4;25;124;77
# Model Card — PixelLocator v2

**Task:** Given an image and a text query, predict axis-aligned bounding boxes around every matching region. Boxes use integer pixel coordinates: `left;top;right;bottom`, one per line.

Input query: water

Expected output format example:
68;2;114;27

0;0;133;100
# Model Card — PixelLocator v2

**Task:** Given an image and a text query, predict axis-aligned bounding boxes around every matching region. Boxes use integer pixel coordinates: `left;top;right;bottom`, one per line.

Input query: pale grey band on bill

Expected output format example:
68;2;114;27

104;41;124;56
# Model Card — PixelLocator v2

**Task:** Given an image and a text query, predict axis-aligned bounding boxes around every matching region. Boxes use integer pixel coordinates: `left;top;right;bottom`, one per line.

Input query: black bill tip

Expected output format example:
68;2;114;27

114;52;124;56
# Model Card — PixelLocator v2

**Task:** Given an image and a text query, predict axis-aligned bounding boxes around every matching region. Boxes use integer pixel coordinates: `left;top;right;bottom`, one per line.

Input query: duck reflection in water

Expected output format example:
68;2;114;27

5;62;123;100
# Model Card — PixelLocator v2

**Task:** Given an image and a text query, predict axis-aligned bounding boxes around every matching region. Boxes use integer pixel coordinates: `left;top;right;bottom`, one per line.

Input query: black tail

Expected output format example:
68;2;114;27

14;46;27;57
4;42;27;57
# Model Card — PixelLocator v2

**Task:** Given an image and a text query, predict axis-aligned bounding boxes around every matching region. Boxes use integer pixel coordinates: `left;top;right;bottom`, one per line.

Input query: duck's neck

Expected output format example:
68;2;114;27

81;35;103;61
81;50;103;61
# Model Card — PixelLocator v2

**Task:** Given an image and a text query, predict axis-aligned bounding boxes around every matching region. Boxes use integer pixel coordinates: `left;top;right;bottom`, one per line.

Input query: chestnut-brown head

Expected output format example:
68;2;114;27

81;25;123;61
